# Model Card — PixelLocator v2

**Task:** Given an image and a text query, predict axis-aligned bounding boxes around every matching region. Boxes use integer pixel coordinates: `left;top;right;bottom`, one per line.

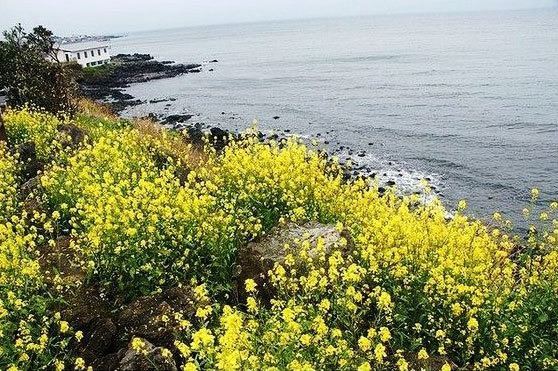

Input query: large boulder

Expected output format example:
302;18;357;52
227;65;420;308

38;236;86;285
82;318;118;361
235;222;352;304
19;175;40;200
61;286;116;369
64;285;198;369
62;285;113;340
118;286;197;349
19;175;48;219
184;125;204;146
22;194;45;219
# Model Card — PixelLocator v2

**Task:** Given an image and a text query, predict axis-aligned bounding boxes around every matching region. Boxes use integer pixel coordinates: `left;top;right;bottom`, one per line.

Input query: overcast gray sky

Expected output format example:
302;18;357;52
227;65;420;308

1;0;555;35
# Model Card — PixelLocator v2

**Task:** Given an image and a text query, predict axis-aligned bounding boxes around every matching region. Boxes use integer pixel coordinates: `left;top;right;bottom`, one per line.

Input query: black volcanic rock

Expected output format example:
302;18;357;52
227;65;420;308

112;53;153;62
79;53;202;112
110;99;143;112
209;127;229;150
184;126;204;145
111;91;134;101
149;98;171;104
162;114;193;126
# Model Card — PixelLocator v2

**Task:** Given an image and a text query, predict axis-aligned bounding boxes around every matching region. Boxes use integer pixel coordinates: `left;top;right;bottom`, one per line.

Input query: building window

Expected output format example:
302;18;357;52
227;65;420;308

84;51;88;58
98;49;101;56
104;48;107;53
86;62;90;67
77;52;80;59
65;54;70;62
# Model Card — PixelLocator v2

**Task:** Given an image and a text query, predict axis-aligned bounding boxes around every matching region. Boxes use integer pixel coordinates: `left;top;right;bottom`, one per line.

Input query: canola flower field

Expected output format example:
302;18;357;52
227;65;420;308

0;103;557;370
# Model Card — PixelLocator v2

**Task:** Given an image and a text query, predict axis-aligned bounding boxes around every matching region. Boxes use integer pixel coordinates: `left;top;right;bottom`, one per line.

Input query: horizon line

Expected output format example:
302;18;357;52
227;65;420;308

127;5;555;36
7;5;555;38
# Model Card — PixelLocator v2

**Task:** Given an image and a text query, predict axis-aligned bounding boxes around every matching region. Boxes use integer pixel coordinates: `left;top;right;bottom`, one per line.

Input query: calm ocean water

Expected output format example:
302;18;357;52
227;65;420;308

113;9;558;223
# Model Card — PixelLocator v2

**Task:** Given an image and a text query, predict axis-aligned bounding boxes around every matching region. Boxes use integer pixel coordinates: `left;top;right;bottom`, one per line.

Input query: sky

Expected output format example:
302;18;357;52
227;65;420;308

0;0;556;35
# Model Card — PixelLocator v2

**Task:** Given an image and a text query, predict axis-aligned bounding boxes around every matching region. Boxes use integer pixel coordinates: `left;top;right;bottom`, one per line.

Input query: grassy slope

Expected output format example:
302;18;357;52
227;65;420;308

0;101;557;370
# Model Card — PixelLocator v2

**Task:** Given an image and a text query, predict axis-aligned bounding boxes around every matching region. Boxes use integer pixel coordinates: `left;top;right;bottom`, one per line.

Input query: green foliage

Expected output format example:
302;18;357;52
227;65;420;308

0;144;19;221
0;145;74;370
3;107;65;160
0;24;79;116
80;63;115;81
1;106;558;370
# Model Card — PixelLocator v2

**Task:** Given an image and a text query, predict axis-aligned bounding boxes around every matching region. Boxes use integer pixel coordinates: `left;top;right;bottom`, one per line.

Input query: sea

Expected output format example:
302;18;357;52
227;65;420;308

112;8;558;225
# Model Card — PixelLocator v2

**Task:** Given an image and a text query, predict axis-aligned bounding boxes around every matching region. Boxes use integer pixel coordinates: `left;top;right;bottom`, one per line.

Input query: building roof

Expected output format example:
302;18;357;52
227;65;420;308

57;41;110;52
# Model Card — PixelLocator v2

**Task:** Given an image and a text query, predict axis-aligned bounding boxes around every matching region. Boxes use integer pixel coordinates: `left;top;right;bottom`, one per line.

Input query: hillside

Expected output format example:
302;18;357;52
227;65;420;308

0;102;557;370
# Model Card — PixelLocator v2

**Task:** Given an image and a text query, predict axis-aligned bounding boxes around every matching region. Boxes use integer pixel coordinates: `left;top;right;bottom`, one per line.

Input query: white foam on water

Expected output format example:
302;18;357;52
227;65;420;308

260;134;444;204
334;149;444;204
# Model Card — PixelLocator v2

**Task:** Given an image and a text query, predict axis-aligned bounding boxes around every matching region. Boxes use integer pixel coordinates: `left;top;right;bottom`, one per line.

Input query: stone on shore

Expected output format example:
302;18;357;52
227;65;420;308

161;114;193;126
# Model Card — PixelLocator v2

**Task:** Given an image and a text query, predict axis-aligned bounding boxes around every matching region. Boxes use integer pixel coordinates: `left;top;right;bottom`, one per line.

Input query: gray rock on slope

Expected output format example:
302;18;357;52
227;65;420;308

236;221;352;304
119;338;177;371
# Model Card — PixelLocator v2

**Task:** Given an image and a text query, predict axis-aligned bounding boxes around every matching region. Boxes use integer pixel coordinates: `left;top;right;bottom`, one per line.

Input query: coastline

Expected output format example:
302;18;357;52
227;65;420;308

4;104;550;370
105;11;558;227
79;53;206;113
81;53;442;201
2;10;557;370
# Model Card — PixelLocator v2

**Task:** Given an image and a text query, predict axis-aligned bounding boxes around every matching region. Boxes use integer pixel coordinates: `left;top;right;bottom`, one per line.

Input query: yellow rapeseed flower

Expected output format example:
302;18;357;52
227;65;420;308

245;279;257;293
358;336;371;352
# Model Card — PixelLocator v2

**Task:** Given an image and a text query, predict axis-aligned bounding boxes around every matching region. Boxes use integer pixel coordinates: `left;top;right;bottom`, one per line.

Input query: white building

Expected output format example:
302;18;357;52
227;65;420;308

55;42;111;68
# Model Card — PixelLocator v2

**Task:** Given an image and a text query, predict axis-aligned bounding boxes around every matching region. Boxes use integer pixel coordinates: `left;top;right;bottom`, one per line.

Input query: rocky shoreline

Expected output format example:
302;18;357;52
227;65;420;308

79;53;207;112
81;54;438;196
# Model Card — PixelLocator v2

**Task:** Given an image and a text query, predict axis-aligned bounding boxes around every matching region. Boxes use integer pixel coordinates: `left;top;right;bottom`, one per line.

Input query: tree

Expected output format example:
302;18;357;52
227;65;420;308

0;24;79;116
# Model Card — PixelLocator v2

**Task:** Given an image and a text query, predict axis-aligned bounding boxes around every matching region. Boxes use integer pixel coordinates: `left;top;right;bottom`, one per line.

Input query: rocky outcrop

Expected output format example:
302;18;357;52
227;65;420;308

61;285;201;370
161;114;193;126
79;53;204;112
174;123;234;150
82;318;118;362
209;127;229;150
235;222;352;304
117;286;198;349
19;175;40;200
183;124;204;145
